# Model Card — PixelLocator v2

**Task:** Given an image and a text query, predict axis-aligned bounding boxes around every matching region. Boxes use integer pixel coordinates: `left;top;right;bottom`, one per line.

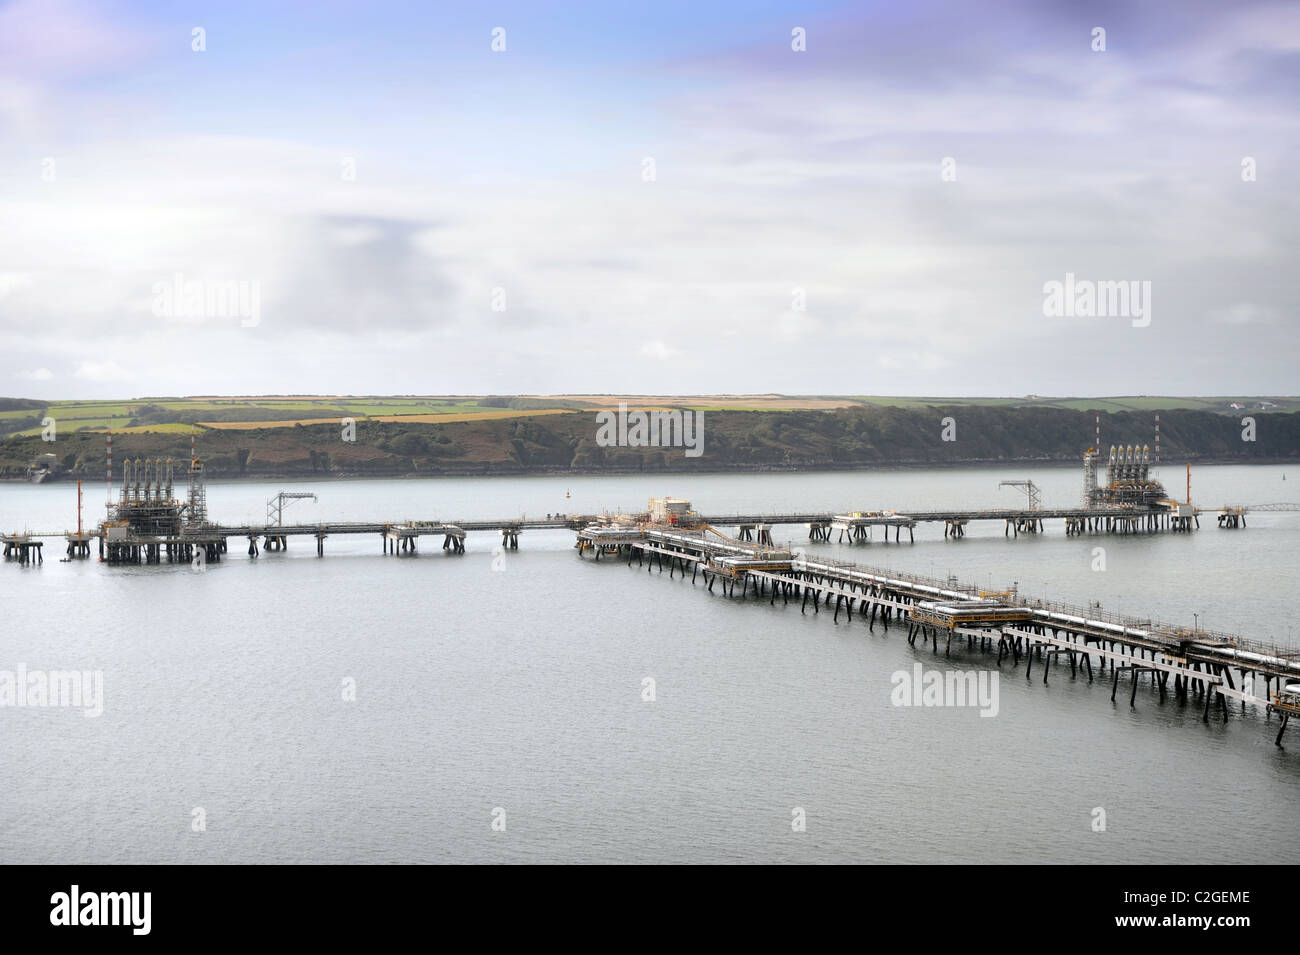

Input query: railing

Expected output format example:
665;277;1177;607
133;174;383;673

791;553;983;596
1223;636;1300;661
784;550;1300;663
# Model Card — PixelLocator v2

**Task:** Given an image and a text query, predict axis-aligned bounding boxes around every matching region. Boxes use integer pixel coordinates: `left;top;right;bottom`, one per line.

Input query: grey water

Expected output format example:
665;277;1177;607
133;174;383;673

1;463;1298;864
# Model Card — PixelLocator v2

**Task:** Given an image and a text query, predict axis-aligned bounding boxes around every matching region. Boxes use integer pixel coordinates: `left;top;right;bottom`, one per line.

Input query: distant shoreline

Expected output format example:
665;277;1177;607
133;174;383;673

7;405;1298;482
8;456;1296;485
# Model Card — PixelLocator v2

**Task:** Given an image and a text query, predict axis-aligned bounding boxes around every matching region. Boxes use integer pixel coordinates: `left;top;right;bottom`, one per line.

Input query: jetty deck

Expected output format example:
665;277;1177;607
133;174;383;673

576;519;1300;747
3;493;1285;563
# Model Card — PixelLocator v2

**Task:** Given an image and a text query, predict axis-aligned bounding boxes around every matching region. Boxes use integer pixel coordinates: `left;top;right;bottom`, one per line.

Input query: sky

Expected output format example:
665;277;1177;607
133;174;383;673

0;0;1297;399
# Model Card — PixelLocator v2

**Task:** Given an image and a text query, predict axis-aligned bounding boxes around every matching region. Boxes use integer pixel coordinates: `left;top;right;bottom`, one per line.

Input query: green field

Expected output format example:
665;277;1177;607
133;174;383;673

4;397;505;435
849;395;1299;413
2;394;1296;438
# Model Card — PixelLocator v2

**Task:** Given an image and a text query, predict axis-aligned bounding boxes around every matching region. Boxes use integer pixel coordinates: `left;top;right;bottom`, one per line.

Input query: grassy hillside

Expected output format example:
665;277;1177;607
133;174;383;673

3;405;1297;480
2;394;1295;438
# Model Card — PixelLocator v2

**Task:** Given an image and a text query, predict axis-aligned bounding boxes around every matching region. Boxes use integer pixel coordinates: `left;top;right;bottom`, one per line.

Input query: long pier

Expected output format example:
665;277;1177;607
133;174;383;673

711;502;1200;543
4;495;1290;565
575;520;1300;747
4;515;597;563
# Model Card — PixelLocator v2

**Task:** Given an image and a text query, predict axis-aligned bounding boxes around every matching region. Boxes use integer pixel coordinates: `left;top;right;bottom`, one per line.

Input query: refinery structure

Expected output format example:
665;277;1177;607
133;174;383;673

105;456;207;538
1082;443;1171;508
91;436;222;564
1080;413;1183;511
103;436;208;541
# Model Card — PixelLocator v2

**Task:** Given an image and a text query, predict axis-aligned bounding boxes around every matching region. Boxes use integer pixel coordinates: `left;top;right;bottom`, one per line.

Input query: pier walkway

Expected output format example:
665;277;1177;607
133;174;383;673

576;520;1300;747
6;495;1290;563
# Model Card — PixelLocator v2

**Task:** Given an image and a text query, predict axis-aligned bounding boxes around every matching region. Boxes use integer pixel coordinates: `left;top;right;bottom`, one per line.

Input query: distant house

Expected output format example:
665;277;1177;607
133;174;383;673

1257;401;1278;409
1229;402;1245;410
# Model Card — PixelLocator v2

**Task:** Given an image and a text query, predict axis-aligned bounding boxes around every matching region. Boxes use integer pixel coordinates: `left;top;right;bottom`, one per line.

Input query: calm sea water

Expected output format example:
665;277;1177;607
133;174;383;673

1;464;1298;864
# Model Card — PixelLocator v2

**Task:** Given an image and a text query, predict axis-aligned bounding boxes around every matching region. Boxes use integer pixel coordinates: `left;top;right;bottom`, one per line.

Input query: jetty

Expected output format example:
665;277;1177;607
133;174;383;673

576;509;1300;748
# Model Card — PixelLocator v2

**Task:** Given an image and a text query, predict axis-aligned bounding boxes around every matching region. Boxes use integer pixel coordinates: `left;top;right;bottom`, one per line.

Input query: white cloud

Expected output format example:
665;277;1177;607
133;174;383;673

877;351;953;373
0;272;34;297
0;0;1295;398
640;340;677;360
74;360;128;382
1211;303;1278;325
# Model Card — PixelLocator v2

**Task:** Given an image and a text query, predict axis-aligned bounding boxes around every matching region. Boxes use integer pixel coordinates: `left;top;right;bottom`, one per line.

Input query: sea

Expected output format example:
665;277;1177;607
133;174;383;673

1;463;1297;863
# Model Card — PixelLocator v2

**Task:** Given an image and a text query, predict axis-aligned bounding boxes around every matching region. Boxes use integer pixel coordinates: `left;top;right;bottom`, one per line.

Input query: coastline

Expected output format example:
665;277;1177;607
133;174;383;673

6;455;1295;484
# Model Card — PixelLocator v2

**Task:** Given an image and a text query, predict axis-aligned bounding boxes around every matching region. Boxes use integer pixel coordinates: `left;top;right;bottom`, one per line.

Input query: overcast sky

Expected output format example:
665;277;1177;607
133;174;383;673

1;0;1296;399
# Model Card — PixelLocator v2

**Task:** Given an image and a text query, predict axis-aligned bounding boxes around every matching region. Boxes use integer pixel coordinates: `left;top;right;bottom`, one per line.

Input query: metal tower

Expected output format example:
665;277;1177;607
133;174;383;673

267;491;318;526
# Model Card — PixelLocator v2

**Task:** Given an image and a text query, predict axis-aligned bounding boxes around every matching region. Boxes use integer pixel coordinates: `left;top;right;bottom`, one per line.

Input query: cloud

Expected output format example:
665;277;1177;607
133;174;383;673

640;340;677;360
23;367;53;380
0;272;34;297
0;0;153;76
74;360;128;382
1211;303;1278;325
265;214;459;335
0;0;1296;397
878;351;954;373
